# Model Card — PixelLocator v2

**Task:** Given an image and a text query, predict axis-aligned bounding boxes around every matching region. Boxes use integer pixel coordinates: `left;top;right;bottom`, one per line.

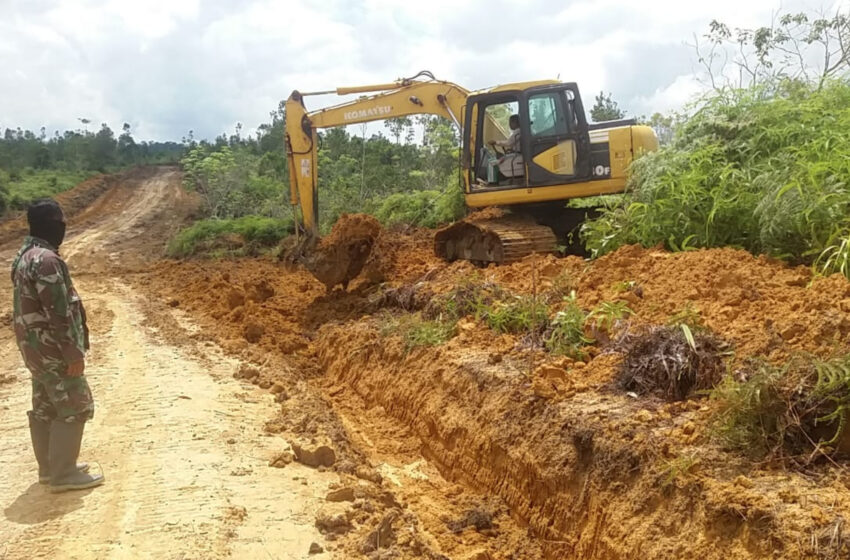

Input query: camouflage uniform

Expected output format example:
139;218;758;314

11;236;93;423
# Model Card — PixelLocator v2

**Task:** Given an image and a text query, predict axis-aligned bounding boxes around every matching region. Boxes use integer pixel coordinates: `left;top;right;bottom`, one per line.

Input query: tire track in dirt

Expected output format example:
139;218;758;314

0;169;335;560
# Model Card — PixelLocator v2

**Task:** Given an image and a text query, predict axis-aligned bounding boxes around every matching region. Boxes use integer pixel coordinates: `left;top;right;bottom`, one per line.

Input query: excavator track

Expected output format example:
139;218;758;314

434;217;557;264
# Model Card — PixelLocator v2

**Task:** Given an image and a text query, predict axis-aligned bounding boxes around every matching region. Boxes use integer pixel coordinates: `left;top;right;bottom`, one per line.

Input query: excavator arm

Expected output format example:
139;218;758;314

284;73;469;237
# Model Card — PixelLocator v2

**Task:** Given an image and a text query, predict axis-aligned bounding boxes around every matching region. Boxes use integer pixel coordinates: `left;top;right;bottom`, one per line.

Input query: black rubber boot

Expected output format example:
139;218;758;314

28;413;50;483
48;420;104;493
29;414;91;484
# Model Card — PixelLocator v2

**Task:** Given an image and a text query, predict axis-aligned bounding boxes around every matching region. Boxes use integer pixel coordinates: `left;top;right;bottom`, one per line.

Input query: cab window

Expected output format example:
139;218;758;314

528;92;569;137
483;100;518;145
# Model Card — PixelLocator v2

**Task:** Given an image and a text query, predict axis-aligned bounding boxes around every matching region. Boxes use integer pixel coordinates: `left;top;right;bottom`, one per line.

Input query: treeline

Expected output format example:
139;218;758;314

0;123;183;173
0;123;184;213
173;105;464;255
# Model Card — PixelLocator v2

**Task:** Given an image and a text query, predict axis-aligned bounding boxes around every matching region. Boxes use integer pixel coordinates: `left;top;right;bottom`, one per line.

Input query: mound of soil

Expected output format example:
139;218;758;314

145;238;850;559
301;214;381;291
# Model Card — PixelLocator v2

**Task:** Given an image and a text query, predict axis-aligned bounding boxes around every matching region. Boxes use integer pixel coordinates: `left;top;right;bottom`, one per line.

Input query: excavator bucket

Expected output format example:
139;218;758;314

434;217;557;264
282;214;381;291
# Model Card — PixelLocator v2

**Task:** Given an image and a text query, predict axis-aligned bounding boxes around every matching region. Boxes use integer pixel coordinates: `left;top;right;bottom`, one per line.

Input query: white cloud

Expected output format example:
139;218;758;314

0;0;837;141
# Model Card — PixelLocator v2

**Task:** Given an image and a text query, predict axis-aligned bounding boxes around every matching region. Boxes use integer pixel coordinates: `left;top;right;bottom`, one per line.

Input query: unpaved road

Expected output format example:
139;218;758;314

0;169;334;559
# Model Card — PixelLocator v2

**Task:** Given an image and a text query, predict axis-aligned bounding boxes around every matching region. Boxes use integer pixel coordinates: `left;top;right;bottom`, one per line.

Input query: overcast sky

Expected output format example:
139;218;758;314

0;0;836;141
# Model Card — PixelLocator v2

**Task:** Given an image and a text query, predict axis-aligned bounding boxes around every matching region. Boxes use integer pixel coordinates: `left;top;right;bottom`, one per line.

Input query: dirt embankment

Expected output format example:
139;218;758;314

0;166;183;247
147;230;850;559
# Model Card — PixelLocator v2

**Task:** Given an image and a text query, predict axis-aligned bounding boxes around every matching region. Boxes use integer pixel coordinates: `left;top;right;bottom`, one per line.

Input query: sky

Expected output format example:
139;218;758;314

0;0;837;142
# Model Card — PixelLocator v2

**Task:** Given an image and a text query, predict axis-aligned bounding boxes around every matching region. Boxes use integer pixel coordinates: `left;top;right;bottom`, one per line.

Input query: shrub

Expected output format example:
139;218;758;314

375;186;464;229
166;216;292;257
711;354;850;462
423;278;505;321
545;293;591;358
379;312;456;351
582;81;850;278
484;295;549;334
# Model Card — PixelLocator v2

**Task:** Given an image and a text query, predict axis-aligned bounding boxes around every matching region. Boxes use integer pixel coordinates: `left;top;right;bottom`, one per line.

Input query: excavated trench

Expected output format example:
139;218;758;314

147;226;850;559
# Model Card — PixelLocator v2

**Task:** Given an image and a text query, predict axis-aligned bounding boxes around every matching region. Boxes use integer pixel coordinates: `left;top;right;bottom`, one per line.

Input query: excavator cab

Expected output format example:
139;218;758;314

464;82;592;191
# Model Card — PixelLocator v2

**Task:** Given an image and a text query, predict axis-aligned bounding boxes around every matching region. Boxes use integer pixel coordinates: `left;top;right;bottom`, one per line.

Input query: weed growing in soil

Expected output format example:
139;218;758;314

484;296;549;334
543;271;577;303
588;300;633;338
424;278;505;321
617;325;728;401
404;319;457;350
545;293;591;358
711;354;850;463
379;312;456;351
657;454;699;489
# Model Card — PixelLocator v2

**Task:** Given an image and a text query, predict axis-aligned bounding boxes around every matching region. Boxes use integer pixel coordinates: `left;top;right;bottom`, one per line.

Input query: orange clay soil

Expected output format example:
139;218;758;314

0;166;174;244
146;231;850;559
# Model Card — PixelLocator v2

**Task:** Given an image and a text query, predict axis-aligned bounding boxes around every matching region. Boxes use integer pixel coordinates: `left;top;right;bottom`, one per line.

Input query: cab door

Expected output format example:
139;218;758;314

521;84;591;186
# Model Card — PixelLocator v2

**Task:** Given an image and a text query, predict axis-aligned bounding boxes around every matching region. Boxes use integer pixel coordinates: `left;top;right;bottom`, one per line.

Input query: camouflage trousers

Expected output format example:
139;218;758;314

29;368;95;423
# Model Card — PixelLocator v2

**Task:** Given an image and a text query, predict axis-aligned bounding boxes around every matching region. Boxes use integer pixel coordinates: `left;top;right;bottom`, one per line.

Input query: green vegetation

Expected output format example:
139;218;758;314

0;123;183;214
379;312;457;352
375;183;464;229
657;454;699;489
545;293;591;358
484;295;548;335
710;354;850;462
0;168;97;212
166;216;292;258
588;300;633;335
584;81;850;269
172;108;464;256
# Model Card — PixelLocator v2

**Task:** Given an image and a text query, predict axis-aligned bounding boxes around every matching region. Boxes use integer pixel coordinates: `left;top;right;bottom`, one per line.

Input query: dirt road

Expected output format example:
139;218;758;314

0;169;334;559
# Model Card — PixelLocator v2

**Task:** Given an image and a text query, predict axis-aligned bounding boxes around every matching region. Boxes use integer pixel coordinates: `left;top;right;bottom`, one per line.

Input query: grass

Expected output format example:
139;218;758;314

0;168;98;214
484;295;548;334
588;300;633;336
710;354;850;463
379;312;456;352
657;454;699;489
581;81;850;279
166;215;292;257
545;293;591;358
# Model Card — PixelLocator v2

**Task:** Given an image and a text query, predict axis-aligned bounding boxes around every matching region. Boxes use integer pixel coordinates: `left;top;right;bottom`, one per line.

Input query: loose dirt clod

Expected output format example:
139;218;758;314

292;440;337;468
326;487;356;502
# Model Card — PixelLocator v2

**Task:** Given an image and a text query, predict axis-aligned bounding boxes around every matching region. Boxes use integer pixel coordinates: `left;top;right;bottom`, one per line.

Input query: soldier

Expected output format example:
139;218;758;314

12;199;104;493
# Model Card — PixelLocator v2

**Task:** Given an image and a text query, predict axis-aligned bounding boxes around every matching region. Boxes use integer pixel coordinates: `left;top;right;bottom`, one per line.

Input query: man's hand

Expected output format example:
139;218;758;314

66;360;85;377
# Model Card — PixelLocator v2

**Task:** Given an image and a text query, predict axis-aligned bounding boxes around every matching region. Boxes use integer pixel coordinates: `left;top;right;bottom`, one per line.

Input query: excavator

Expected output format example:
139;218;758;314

284;71;658;287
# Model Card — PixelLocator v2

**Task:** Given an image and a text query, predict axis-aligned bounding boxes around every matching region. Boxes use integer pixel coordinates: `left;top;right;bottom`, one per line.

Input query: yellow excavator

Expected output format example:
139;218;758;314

285;71;658;285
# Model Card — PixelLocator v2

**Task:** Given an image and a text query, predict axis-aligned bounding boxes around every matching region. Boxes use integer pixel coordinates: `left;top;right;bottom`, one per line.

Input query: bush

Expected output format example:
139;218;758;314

166;216;292;257
711;354;850;463
582;81;850;276
375;185;464;229
379;312;457;351
545;294;591;358
0;169;96;212
484;295;549;334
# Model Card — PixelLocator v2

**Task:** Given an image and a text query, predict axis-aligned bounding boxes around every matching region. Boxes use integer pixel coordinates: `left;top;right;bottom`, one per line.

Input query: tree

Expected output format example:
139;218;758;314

590;91;626;122
640;112;676;146
118;123;136;165
694;9;850;92
384;117;414;144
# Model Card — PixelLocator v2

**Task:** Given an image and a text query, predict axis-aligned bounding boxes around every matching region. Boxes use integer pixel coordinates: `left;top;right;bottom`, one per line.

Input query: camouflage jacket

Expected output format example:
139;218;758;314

11;236;89;374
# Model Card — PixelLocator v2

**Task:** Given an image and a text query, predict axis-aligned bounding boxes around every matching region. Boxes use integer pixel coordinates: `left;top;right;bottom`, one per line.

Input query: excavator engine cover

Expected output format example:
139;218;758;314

434;217;557;264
